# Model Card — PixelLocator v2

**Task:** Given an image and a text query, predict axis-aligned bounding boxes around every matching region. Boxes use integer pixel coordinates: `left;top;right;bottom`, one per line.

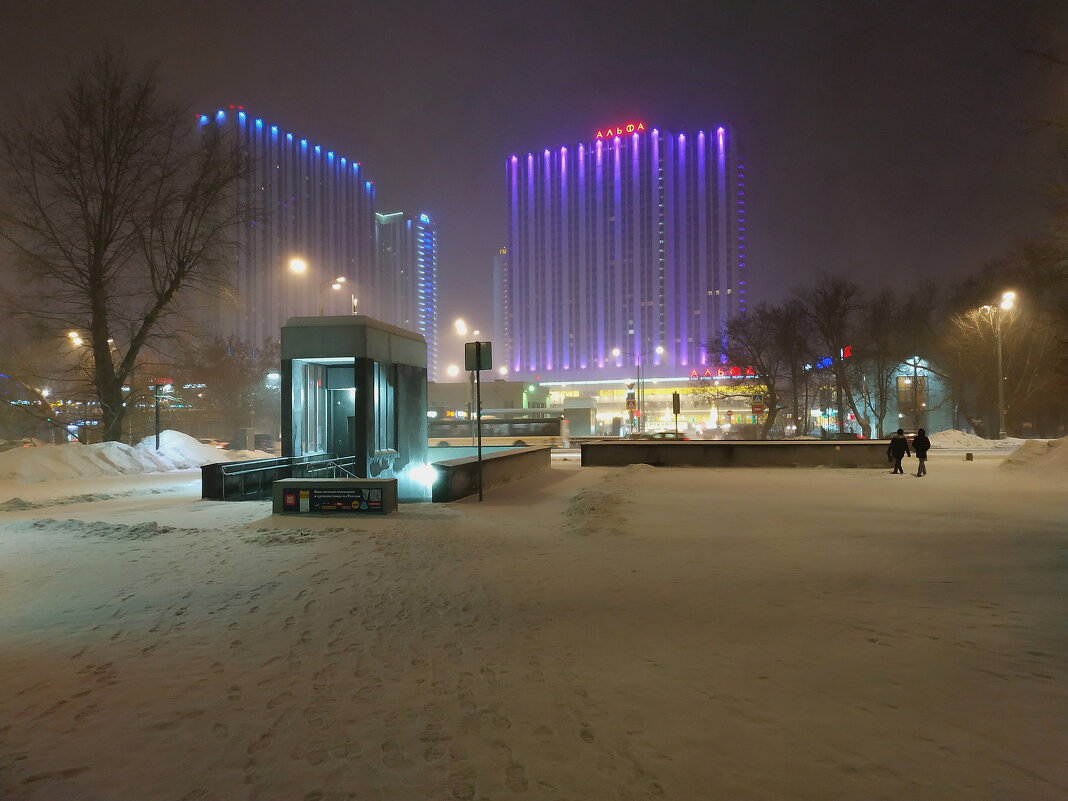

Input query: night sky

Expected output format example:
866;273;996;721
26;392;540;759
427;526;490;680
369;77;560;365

3;0;1066;339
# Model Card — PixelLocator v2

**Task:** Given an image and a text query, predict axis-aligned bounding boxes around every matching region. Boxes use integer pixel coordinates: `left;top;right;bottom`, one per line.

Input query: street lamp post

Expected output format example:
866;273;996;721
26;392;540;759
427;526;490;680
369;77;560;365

612;345;665;434
982;291;1014;440
288;257;347;316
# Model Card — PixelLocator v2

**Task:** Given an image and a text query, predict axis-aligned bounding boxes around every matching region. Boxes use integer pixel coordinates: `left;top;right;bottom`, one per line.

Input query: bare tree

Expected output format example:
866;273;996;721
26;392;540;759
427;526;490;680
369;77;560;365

0;48;249;441
722;303;795;438
774;299;819;436
850;289;915;437
945;301;1061;435
797;275;866;436
179;336;280;439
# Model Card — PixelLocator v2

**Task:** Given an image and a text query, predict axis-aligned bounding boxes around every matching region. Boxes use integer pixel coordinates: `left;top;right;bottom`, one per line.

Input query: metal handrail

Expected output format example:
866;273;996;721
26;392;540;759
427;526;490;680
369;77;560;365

211;453;360;500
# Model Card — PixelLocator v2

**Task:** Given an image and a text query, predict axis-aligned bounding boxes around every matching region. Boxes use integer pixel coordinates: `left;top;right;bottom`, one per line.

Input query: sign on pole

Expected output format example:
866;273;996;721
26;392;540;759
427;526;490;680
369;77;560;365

464;341;492;372
465;341;492;501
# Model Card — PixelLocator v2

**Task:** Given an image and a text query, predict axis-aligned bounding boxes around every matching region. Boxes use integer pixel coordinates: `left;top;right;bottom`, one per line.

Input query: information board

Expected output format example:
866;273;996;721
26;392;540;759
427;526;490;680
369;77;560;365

280;486;386;514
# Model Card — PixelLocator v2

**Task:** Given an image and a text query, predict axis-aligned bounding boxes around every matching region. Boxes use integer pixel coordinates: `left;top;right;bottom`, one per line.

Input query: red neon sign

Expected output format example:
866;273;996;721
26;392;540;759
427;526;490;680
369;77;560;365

596;122;646;139
689;366;757;379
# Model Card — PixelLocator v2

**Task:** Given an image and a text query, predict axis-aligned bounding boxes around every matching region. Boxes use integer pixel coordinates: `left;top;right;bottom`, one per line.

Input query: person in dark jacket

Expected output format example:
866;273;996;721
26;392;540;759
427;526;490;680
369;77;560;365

912;428;931;476
887;428;911;474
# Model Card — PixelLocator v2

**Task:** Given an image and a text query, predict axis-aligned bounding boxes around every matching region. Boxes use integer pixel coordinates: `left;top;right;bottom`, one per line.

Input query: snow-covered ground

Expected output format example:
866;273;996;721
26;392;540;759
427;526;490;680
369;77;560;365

0;440;1065;800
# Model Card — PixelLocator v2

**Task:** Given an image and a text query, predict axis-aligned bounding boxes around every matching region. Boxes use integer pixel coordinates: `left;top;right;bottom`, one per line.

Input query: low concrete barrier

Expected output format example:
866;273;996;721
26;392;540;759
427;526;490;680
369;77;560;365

580;440;890;468
432;446;552;502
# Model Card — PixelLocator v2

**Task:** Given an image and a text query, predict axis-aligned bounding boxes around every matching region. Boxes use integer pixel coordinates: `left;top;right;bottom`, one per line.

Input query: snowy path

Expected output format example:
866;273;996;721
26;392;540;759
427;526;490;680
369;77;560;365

0;456;1065;800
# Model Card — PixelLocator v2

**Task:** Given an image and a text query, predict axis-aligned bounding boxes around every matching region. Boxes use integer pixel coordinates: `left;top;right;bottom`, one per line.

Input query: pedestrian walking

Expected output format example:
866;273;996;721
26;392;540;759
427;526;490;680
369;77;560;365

913;427;931;477
887;428;911;474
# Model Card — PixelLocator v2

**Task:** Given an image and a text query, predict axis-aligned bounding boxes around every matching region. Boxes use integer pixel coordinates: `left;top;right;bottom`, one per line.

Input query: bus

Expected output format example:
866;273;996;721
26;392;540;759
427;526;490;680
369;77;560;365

427;410;569;448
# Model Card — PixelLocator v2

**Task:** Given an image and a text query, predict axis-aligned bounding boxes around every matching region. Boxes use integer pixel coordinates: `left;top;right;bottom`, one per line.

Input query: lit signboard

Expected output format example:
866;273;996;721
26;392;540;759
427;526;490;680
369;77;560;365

595;122;646;139
690;366;757;379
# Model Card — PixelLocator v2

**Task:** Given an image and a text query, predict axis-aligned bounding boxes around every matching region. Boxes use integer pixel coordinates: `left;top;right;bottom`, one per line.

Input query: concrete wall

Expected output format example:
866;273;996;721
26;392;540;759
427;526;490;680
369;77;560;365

431;446;552;502
580;440;891;468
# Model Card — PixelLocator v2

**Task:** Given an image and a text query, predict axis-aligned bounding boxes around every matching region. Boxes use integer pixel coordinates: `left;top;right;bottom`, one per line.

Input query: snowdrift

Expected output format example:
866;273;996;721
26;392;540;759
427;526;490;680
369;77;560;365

999;436;1068;473
0;431;271;483
928;430;1025;450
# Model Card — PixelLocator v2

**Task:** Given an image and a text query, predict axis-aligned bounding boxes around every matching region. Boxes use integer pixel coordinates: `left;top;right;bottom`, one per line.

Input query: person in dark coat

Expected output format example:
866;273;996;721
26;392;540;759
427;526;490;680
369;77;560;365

912;427;931;476
886;428;912;474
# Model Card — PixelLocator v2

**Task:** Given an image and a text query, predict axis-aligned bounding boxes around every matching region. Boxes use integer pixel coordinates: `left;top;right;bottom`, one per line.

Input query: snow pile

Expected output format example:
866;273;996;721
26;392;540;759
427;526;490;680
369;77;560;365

0;487;175;512
565;464;653;535
19;517;200;540
0;441;171;483
928;430;1024;450
134;430;236;469
0;430;269;483
999;436;1068;473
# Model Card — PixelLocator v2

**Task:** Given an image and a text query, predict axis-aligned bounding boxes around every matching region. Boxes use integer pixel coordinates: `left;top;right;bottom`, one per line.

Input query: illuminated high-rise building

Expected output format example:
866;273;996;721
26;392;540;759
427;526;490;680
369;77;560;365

504;121;747;381
199;106;429;349
492;246;510;359
376;211;439;380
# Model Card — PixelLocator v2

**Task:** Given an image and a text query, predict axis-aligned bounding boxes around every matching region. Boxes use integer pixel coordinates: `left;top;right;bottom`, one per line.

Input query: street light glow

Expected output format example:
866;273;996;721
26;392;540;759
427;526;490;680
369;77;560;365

446;364;460;378
1000;290;1015;310
655;345;665;355
288;257;308;273
498;367;508;376
611;347;621;357
453;319;467;336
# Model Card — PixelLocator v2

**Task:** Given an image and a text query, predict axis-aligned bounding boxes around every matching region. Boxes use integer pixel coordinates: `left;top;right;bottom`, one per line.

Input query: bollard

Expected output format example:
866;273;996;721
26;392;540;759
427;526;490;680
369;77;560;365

965;452;973;461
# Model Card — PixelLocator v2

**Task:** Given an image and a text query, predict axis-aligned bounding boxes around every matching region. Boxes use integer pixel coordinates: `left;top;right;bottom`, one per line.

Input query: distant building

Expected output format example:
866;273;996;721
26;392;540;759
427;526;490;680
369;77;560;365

198;107;437;363
504;121;747;382
376;211;439;380
199;107;376;346
492;247;510;356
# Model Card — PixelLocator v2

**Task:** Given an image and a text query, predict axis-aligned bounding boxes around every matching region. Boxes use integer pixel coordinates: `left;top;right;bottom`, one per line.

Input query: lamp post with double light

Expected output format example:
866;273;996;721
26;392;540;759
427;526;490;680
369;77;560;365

288;257;349;316
980;290;1015;439
612;345;665;434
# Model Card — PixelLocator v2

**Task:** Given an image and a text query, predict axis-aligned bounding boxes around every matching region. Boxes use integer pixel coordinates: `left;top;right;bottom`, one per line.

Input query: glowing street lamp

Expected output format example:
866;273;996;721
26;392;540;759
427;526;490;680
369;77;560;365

454;318;468;336
992;291;1014;439
446;364;460;378
289;257;349;315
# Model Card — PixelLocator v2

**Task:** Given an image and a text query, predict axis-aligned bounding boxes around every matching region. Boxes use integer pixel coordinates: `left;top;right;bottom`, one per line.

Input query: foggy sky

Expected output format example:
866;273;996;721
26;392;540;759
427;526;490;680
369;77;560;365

2;0;1066;344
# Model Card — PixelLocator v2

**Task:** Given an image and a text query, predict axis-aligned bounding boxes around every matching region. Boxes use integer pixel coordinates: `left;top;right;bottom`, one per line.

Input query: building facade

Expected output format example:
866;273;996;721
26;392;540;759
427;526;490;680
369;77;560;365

492;247;510;353
199;107;377;346
504;121;746;382
376;211;439;380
